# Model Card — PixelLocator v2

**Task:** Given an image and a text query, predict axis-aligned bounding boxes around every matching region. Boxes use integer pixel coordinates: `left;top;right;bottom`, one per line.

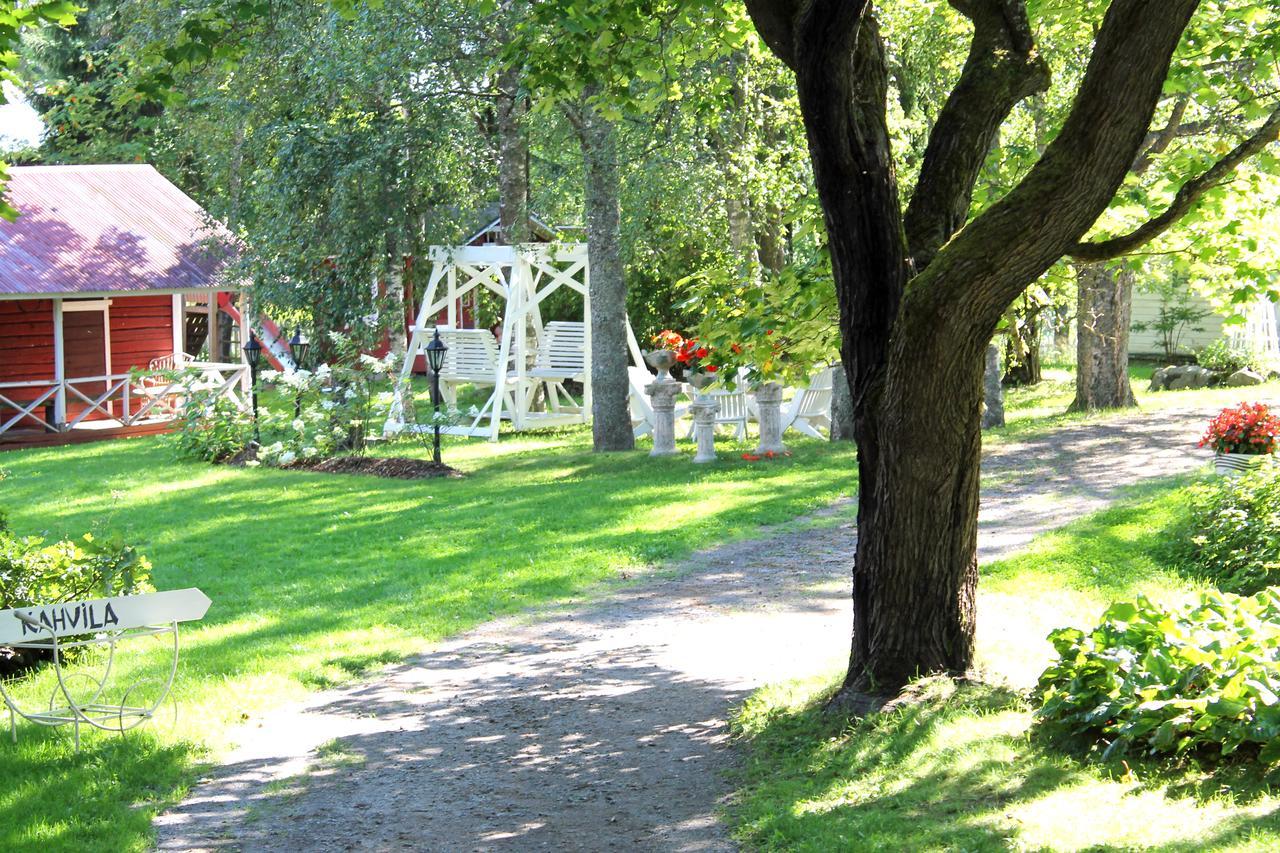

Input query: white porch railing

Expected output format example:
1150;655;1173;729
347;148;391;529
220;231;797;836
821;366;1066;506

0;362;249;440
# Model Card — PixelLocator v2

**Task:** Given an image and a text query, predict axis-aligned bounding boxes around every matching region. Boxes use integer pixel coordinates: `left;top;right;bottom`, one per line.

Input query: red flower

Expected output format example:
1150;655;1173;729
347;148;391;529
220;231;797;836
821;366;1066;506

742;452;761;461
730;343;743;355
1200;402;1280;455
705;364;718;373
695;347;709;359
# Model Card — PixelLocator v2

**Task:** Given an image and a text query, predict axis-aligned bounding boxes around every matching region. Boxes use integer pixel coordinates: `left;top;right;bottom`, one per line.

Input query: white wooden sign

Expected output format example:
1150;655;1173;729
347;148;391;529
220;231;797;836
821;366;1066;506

0;588;211;645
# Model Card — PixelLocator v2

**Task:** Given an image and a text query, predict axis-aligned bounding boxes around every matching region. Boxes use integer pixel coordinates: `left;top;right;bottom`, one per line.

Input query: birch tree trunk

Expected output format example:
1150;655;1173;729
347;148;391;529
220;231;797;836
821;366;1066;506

577;102;634;452
1070;262;1137;411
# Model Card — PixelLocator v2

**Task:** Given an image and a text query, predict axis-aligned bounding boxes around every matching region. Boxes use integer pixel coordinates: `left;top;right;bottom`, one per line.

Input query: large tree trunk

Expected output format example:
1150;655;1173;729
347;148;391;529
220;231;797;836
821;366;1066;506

743;0;1199;705
1070;262;1137;411
577;102;634;452
845;327;987;695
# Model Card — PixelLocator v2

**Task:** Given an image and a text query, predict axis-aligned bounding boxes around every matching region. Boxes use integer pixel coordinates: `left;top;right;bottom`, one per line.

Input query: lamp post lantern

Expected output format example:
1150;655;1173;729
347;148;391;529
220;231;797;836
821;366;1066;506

288;328;311;417
288;328;311;370
243;334;264;444
425;330;447;465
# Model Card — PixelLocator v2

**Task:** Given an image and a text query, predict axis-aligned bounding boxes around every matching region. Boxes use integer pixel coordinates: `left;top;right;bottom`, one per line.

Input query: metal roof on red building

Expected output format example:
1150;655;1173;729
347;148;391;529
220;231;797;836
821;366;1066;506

0;164;241;297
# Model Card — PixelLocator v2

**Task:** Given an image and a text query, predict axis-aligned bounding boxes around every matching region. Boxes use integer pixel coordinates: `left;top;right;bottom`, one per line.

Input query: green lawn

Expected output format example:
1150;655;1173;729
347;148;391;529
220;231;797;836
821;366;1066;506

729;478;1280;852
0;427;857;851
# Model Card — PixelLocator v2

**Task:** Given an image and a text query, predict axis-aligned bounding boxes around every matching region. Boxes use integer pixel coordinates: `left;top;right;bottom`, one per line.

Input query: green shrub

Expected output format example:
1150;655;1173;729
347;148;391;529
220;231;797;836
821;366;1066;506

1197;338;1268;375
0;531;153;611
174;393;253;462
1037;589;1280;764
0;505;154;676
1180;465;1280;593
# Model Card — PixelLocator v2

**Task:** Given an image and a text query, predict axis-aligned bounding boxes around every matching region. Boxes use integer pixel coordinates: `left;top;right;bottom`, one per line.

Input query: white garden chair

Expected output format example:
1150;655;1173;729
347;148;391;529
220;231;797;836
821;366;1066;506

780;366;835;439
629;365;657;438
527;321;587;414
684;387;750;441
430;327;519;430
529;321;586;382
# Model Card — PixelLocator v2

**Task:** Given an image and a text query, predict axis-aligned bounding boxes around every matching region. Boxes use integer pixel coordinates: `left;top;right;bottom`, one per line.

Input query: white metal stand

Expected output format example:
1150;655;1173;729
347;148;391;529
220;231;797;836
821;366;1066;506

0;615;180;752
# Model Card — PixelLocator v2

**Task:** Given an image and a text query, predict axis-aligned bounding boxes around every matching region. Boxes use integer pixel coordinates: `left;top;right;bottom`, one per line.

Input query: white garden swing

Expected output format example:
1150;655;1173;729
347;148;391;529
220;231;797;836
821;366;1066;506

386;242;647;441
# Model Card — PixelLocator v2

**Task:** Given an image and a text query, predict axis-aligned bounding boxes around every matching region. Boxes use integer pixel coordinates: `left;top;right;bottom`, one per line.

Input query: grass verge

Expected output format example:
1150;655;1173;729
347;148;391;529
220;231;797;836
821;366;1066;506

729;478;1280;852
0;427;856;851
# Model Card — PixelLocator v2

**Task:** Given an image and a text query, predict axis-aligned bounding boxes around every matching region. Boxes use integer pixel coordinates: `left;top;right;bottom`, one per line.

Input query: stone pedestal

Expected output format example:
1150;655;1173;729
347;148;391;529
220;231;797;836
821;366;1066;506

753;381;788;455
691;396;719;463
646;380;682;457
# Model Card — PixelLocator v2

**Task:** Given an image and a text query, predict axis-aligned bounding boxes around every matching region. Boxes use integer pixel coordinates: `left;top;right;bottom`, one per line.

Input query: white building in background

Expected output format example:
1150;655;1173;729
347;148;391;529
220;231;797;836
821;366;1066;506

1128;286;1280;364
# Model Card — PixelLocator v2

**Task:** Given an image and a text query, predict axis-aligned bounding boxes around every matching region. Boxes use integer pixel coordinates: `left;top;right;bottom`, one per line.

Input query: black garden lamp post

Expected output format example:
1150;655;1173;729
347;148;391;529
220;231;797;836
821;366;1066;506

288;328;311;417
243;334;263;444
425;330;448;465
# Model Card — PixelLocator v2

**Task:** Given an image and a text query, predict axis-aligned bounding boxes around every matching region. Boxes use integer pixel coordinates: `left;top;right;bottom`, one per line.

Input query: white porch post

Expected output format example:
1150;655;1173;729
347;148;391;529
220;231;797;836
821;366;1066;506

239;296;252;394
52;298;66;429
171;294;184;358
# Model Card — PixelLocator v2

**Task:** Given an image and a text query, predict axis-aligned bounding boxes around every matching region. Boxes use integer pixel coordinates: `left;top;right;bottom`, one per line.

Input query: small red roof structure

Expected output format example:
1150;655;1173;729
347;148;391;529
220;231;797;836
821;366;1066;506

0;164;239;297
1;164;248;449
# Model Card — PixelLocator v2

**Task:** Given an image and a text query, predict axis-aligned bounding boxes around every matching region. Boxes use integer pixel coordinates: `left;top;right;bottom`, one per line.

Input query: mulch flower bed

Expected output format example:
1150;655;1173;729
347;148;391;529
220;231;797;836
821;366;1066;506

288;456;462;479
222;448;461;479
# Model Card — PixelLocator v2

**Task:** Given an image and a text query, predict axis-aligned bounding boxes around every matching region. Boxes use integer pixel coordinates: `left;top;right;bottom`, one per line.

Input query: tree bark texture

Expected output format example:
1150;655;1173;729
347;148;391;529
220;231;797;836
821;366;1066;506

744;0;1202;700
982;342;1005;429
1070;262;1137;411
829;363;854;441
497;65;531;244
578;103;635;452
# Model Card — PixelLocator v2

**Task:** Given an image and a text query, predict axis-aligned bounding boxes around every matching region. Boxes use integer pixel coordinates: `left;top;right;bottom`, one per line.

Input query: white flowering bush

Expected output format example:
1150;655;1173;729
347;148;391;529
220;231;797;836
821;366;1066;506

174;332;403;467
255;333;400;467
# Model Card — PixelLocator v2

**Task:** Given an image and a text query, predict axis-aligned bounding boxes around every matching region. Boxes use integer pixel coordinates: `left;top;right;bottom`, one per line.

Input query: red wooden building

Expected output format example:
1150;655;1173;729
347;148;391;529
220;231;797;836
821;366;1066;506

0;164;248;448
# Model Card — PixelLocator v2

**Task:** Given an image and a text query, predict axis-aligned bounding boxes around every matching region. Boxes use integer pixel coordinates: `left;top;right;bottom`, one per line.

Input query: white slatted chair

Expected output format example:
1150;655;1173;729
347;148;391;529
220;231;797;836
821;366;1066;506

435;328;505;384
423;327;523;433
530;321;586;382
629;365;657;437
147;353;192;372
780;366;835;439
685;386;750;441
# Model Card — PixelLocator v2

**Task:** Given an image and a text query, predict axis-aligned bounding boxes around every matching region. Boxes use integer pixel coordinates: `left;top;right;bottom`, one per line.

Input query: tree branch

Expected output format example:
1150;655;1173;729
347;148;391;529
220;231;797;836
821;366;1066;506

1070;106;1280;261
742;0;802;69
908;0;1202;332
1131;94;1189;174
903;0;1049;271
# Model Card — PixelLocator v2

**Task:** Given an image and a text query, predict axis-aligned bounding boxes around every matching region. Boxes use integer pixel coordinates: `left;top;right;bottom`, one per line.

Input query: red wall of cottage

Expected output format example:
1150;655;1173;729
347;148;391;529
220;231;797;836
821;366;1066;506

0;299;57;384
109;295;174;374
0;296;174;428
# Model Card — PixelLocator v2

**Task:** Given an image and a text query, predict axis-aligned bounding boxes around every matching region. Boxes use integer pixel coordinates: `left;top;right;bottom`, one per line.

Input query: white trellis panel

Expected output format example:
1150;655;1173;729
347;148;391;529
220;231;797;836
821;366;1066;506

1229;296;1280;368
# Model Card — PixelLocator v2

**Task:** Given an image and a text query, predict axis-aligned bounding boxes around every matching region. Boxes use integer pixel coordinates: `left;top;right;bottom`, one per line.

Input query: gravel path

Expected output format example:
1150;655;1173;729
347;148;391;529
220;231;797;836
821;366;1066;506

154;406;1227;852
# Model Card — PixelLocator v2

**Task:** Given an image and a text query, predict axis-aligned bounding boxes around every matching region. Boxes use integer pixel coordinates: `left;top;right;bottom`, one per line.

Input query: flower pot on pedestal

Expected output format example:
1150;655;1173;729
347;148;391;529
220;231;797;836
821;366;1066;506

645;379;682;457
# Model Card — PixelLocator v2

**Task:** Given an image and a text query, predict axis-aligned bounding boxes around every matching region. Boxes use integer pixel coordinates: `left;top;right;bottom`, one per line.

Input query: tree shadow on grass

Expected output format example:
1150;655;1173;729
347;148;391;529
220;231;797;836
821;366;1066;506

732;679;1280;851
0;728;198;852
